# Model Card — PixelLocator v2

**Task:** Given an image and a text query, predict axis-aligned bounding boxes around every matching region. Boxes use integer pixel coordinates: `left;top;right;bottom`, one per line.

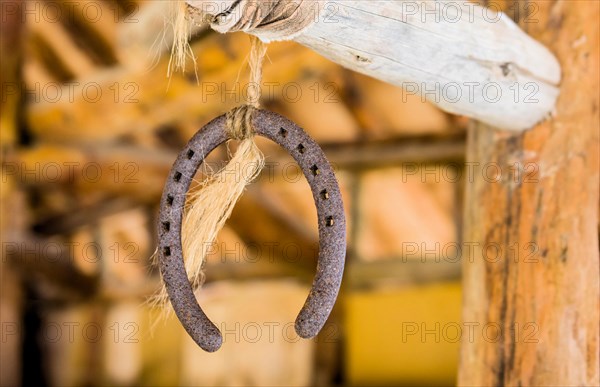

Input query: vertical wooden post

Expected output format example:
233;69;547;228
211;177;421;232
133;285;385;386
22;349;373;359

459;1;599;386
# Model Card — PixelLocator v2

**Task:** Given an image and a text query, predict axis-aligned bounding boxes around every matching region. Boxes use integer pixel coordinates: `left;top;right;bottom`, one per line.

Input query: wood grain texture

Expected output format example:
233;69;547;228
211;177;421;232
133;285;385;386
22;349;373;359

188;0;561;130
25;34;339;144
458;2;599;385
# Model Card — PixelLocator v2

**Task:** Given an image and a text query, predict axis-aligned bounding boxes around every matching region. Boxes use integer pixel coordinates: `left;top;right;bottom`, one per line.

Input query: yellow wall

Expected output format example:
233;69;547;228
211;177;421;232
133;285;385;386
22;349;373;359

345;282;462;386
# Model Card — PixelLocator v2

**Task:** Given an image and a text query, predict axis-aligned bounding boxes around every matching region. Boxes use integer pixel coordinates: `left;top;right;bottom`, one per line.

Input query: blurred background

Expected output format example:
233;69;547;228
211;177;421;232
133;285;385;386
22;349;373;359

1;1;471;385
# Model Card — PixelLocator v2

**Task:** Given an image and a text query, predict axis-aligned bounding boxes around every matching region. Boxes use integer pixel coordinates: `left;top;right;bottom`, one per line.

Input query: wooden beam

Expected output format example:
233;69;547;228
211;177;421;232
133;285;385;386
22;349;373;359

11;134;465;192
321;133;465;169
9;144;173;203
25;33;339;145
187;0;561;131
347;260;460;290
12;143;322;271
458;2;599;385
27;12;97;78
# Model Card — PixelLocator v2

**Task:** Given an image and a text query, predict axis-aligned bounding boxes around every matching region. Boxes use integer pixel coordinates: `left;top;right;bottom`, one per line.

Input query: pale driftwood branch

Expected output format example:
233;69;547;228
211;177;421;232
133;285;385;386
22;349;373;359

188;0;561;131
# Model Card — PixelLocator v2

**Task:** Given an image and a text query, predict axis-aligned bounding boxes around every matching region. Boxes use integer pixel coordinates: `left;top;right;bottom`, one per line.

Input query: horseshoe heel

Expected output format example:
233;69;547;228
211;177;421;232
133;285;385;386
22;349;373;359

158;110;346;352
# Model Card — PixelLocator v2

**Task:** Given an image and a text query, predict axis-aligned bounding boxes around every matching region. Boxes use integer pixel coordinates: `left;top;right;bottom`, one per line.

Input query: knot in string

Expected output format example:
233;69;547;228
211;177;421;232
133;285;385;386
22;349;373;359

226;104;256;140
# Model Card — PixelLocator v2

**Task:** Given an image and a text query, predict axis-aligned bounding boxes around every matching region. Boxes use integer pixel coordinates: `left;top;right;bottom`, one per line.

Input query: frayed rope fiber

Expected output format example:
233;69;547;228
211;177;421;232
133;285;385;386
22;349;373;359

181;104;264;289
154;35;267;309
169;0;323;75
168;2;196;77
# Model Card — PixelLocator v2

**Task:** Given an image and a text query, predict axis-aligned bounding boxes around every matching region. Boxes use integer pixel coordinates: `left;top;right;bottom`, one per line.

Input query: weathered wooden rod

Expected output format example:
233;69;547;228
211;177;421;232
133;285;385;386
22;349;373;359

187;0;561;131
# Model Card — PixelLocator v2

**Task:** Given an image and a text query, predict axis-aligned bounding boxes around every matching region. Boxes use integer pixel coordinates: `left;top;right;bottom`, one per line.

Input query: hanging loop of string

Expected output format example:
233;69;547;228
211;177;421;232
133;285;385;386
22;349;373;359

224;37;267;139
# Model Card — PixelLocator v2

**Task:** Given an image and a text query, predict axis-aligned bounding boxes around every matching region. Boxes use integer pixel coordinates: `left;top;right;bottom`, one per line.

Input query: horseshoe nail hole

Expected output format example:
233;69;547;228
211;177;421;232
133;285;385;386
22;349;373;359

279;127;288;138
173;172;182;182
326;216;334;227
320;189;329;200
310;165;320;176
186;149;195;159
162;222;171;232
297;144;306;154
163;246;171;256
166;195;174;206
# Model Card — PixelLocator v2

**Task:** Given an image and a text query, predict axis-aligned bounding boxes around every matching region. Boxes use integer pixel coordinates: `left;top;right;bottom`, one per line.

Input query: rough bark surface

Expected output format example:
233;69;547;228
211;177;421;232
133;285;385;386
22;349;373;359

458;2;599;386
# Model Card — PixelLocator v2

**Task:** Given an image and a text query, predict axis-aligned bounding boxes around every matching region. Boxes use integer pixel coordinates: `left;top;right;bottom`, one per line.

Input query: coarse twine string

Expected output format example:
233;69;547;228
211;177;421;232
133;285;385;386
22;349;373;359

199;0;324;41
152;36;268;314
168;0;323;75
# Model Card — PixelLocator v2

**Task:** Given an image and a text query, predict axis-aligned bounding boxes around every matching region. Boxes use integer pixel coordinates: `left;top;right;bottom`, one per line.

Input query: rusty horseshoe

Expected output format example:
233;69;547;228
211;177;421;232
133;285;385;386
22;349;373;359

158;109;346;352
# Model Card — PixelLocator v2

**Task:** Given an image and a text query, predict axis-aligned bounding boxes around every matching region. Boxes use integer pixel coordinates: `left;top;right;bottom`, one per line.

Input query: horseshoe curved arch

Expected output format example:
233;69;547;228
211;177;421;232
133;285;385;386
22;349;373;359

158;110;346;352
